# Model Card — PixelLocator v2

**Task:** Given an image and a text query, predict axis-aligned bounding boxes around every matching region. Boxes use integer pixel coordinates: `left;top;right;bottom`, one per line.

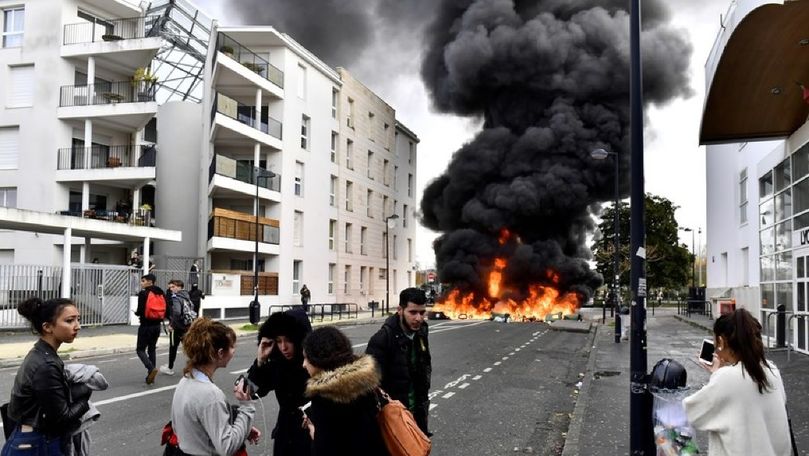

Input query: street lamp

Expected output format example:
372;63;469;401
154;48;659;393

698;227;702;286
679;227;695;289
250;166;276;325
385;213;399;315
591;148;621;344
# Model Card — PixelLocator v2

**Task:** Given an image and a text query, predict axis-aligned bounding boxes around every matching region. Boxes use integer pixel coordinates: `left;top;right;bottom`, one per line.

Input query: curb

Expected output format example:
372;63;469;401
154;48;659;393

561;323;600;456
672;315;714;333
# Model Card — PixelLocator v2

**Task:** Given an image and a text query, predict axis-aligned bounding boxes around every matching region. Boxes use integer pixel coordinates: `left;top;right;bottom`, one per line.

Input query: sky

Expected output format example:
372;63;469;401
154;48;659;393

194;0;732;269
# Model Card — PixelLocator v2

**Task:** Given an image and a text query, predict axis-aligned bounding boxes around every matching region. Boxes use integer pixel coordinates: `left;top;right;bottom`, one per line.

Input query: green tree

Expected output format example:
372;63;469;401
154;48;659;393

591;193;691;291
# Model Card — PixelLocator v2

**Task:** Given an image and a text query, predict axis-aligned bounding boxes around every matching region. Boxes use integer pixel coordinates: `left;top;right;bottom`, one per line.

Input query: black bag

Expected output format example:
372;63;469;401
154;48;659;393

1;402;15;441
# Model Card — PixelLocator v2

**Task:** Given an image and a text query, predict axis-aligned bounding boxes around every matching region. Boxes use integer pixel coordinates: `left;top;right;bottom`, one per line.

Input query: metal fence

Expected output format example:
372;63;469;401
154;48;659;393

63;16;159;45
59;81;156;107
0;265;62;329
216;32;284;89
57;145;155;170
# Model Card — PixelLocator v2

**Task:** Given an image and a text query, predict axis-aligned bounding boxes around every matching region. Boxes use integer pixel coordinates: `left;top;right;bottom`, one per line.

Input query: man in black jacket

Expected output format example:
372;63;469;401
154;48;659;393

134;274;166;384
366;287;432;435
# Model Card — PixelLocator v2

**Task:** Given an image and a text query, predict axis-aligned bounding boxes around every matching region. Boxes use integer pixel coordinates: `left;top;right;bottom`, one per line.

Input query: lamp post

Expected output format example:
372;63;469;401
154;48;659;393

698;227;702;287
679;227;695;288
250;166;275;325
591;148;621;344
385;214;399;315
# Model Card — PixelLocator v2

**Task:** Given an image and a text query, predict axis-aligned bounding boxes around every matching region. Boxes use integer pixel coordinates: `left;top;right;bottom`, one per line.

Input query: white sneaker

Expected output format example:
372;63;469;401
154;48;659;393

159;365;174;376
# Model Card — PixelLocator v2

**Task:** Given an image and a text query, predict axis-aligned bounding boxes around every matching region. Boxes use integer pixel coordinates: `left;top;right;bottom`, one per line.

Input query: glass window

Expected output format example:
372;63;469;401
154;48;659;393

759;171;773;198
760;227;775;255
328;220;336;250
776;251;793;281
799;256;806;279
761;283;775;309
774;159;791;192
776;282;793;311
0;187;16;208
760;255;775;282
300;115;310;150
292;260;301;294
775;189;792;221
793;142;809;182
760;198;774;227
329;176;336;207
330;132;337;163
775;220;791;252
328;263;335;294
294;161;304;196
2;7;24;48
331;89;338;119
796;211;809;230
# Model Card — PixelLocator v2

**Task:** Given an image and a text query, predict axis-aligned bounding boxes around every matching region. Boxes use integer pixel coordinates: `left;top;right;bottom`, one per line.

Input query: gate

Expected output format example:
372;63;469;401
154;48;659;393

71;264;134;326
0;265;62;329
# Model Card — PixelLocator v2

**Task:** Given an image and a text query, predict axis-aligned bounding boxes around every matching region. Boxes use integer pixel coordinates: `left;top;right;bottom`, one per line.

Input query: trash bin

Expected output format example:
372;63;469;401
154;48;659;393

650;359;700;455
368;300;378;310
249;300;260;325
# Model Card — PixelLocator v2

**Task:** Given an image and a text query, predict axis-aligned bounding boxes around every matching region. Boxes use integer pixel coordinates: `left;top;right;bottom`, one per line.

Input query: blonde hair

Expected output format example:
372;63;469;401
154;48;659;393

181;317;236;376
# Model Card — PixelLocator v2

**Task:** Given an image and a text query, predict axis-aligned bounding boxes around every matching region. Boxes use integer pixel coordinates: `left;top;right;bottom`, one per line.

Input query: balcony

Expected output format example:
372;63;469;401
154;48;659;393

211;93;283;149
214;33;284;92
208;155;281;201
61;16;162;72
207;208;280;254
57;82;157;130
57;208;152;226
63;16;159;45
55;145;156;186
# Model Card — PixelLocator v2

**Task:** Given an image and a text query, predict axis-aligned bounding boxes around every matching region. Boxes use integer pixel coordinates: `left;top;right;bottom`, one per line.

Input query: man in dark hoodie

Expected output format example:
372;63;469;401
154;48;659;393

243;308;313;455
366;287;432;435
159;279;194;376
134;273;167;384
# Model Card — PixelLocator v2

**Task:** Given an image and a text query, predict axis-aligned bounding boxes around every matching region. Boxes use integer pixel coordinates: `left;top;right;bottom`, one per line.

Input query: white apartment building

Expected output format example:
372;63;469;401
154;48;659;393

704;0;809;353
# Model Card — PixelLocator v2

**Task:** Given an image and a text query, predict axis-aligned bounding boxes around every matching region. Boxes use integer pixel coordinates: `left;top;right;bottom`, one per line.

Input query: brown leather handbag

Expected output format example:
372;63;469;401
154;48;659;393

376;388;431;456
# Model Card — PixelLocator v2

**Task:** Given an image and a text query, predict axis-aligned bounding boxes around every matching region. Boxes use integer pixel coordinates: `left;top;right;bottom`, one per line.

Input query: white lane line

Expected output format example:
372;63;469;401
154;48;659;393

483;367;492;373
229;368;248;375
442;392;455;399
509;352;515;356
94;385;177;406
458;383;470;390
352;343;368;348
502;356;509;360
429;404;438;411
515;348;521;352
493;361;501;366
472;375;482;381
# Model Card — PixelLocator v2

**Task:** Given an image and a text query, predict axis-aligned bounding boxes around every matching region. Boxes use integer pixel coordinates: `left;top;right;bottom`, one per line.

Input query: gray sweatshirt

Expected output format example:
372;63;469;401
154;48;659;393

170;371;255;456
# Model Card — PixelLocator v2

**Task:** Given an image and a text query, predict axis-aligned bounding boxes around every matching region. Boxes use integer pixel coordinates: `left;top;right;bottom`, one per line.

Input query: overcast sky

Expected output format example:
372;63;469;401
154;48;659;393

195;0;732;268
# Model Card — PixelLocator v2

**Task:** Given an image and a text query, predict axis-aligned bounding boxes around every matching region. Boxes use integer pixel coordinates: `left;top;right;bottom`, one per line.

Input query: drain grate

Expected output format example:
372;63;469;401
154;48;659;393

593;370;622;379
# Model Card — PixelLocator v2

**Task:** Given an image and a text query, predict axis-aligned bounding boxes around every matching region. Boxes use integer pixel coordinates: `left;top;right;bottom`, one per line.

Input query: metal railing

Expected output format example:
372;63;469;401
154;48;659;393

216;32;284;89
57;208;152;226
0;265;62;328
208;155;281;191
211;93;283;139
59;81;156;107
57;145;156;170
63;15;160;45
272;303;360;322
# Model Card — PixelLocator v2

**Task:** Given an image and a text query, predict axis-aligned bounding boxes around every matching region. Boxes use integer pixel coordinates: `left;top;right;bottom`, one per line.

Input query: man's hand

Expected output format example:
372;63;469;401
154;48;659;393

256;337;274;367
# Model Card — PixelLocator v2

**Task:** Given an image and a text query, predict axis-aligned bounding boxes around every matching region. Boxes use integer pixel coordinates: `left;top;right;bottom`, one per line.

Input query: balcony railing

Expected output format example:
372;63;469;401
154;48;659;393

63;15;160;45
57;145;156;170
208;208;280;245
208;155;281;191
58;208;152;226
60;81;156;107
216;33;284;89
212;93;282;140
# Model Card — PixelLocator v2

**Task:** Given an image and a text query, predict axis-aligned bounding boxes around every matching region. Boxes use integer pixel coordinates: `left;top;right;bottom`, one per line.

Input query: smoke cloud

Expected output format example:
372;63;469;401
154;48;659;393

420;0;693;301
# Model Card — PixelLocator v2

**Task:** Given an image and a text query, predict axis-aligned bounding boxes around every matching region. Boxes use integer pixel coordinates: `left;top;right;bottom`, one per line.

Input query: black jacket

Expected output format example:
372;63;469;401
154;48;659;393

366;314;431;433
305;355;388;456
135;285;167;326
7;340;91;437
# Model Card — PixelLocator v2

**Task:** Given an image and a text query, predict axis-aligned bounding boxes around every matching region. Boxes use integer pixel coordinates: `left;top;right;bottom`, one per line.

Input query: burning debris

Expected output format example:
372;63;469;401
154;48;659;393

421;0;693;320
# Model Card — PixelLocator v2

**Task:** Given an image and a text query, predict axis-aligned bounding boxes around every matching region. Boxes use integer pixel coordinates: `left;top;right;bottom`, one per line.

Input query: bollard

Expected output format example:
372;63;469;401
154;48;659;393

777;304;786;348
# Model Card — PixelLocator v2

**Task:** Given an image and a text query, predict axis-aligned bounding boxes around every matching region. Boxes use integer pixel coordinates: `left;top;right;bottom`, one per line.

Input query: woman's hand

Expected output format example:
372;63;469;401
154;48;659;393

233;379;252;402
256;338;274;367
302;414;315;440
697;353;722;374
247;426;261;445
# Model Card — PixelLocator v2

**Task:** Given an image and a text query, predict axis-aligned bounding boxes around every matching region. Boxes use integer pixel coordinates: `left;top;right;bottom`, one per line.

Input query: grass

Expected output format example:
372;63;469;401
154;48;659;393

240;323;259;331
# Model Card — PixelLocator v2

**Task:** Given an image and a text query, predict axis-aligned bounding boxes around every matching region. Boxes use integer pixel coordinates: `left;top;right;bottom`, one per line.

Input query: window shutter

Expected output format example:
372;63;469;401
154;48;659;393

0;127;19;169
8;65;34;107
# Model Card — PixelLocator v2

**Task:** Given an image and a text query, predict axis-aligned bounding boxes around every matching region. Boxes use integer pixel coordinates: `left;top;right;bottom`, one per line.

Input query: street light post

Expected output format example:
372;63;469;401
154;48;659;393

698;227;702;287
591;148;621;343
385;214;399;315
679;227;695;288
251;166;276;325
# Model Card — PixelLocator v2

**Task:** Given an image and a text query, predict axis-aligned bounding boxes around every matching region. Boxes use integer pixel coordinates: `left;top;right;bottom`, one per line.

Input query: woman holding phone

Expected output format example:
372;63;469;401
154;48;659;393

683;308;791;456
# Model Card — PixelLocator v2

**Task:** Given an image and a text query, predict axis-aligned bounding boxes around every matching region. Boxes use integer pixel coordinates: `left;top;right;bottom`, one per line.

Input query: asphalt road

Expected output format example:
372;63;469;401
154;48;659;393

0;319;591;456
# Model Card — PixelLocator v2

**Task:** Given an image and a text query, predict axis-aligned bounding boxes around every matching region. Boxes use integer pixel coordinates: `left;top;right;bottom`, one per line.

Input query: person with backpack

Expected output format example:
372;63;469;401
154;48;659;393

134;273;167;385
160;279;197;377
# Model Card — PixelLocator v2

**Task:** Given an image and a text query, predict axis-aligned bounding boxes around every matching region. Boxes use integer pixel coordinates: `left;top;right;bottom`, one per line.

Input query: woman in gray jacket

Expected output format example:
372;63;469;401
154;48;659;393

170;318;260;455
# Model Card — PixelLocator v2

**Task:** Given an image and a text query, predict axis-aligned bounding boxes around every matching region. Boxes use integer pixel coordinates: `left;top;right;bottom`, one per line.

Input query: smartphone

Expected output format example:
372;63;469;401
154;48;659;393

699;338;715;365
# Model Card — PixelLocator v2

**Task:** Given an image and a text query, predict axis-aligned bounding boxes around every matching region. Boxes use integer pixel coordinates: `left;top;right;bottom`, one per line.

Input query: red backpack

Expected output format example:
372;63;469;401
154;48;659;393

144;291;166;320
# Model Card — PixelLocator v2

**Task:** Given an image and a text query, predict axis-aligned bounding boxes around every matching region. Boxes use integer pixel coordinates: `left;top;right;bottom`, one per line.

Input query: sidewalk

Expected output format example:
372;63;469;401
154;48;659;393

563;307;809;455
0;308;386;368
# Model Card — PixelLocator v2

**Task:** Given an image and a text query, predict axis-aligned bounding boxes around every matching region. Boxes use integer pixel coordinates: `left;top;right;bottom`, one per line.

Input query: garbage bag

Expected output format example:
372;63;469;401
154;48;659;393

652;388;700;456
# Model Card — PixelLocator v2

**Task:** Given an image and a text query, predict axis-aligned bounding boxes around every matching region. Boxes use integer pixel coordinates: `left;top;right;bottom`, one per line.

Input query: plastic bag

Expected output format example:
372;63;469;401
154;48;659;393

652;388;700;456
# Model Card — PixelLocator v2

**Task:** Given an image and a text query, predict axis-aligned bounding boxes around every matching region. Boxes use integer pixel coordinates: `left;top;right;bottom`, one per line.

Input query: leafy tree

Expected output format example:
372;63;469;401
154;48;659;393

591;193;691;292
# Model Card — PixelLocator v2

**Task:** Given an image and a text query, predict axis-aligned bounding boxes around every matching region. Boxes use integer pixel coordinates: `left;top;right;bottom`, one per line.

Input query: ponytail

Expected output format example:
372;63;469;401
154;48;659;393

713;308;771;393
17;297;75;335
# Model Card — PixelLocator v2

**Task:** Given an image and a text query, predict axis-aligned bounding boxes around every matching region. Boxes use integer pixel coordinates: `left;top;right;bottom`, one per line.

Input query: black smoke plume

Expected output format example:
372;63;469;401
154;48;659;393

420;0;693;302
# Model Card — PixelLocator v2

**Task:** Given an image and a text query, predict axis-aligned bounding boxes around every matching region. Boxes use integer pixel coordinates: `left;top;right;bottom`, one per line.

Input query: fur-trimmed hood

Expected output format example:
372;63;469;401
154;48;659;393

305;355;380;404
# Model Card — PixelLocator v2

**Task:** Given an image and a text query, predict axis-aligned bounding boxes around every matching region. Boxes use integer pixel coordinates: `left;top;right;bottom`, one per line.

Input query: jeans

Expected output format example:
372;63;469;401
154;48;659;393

136;324;161;372
1;426;62;456
167;327;186;370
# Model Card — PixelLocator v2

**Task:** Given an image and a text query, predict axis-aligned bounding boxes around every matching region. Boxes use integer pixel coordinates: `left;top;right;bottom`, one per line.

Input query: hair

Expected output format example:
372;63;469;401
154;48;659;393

141;274;156;283
713;308;771;394
181;317;236;376
399;287;427;308
168;279;185;289
302;326;355;371
18;297;76;335
258;311;309;351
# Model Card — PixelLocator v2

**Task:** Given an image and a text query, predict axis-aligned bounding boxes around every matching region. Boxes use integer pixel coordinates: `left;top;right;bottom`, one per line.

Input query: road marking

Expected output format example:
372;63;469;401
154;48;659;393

428;390;444;400
483;367;492;372
472;375;482;381
429;404;438;411
229;368;248;375
442;392;455;399
515;348;521;352
94;385;177;406
493;361;501;366
352;343;368;348
509;352;515;356
502;356;509;360
458;383;470;389
444;374;470;389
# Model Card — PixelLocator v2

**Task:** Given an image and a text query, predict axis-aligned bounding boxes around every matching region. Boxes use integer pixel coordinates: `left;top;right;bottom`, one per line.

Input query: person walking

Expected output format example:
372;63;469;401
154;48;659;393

302;326;388;455
160;279;194;376
189;283;205;315
366;287;432;435
170;318;260;455
300;284;311;313
245;309;312;455
2;298;91;455
683;308;791;456
134;273;167;384
188;260;200;287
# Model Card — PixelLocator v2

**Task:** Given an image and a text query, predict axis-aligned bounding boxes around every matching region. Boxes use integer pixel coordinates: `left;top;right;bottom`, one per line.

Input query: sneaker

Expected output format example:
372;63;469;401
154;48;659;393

159;365;175;376
146;368;159;384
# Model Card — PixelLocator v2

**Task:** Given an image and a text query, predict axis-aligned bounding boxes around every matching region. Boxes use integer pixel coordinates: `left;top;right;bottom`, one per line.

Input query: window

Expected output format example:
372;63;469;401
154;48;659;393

384;123;390;149
408;238;412;262
368;112;375;139
0;187;16;208
328;263;335;294
293;211;303;246
2;7;24;48
367;151;374;179
403;204;408;227
330;175;337;207
296;64;307;99
393;235;398;260
347;98;355;128
759;171;773;198
407;174;413;197
344;265;351;294
294;161;304;196
361;226;368;255
0;127;20;170
383;196;389;217
8;65;33;107
383;232;388;258
360;266;367;293
366;190;373;218
329;219;336;250
408;141;415;165
292;260;302;294
345;223;353;253
383;159;390;186
739;168;748;225
774;159;791;192
330;132;338;163
300;115;310;150
345;181;353;211
331;88;338;119
346;139;353;169
393;165;398;190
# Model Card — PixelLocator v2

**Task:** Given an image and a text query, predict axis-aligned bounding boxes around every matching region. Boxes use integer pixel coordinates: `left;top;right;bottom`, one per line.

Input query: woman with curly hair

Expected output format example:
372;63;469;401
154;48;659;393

2;297;89;455
170;318;260;455
302;326;388;455
683;308;791;456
